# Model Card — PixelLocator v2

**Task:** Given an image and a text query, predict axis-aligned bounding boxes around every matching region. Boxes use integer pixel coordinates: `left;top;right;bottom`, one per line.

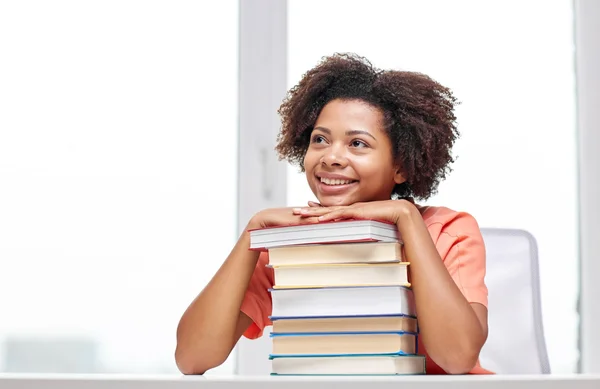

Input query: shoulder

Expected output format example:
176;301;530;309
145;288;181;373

417;205;485;260
418;205;482;239
417;205;488;306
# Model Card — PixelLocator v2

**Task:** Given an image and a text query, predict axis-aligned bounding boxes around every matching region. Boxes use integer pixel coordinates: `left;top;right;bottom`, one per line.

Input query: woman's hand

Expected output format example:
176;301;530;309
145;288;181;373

293;199;415;225
249;207;320;230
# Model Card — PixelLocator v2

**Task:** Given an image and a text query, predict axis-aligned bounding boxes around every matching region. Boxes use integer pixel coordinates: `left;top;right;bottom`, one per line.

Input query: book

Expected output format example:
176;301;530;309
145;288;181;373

249;219;400;250
270;285;416;318
270;262;410;289
270;331;417;356
270;315;418;334
267;242;402;266
270;355;426;375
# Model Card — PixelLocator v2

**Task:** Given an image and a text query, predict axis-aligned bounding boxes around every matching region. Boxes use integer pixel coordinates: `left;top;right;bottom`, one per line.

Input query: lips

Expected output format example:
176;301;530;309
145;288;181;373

314;176;358;199
320;177;357;186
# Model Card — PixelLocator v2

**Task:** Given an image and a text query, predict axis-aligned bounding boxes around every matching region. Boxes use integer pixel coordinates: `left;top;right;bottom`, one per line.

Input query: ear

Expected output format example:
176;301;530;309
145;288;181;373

393;168;406;185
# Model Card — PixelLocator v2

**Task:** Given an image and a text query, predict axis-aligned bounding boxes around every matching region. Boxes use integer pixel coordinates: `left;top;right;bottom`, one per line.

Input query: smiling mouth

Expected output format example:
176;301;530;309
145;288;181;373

319;177;358;186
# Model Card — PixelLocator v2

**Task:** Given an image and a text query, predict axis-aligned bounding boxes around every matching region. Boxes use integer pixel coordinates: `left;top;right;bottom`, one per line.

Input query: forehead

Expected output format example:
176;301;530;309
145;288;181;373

315;99;384;131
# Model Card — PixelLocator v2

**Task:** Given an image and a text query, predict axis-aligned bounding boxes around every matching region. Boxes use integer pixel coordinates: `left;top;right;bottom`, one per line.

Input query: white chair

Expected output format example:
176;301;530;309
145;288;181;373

479;228;551;374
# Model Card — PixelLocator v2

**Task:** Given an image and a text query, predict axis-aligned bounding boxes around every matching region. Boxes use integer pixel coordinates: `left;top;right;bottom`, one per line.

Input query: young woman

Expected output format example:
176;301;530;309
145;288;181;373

175;53;490;375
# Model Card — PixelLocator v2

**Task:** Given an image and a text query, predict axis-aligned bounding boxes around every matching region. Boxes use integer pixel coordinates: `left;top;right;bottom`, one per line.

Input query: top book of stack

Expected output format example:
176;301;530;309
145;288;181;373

249;219;401;250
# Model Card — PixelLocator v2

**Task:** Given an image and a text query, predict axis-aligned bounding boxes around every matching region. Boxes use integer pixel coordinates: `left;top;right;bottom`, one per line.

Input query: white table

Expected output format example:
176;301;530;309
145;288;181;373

0;374;599;389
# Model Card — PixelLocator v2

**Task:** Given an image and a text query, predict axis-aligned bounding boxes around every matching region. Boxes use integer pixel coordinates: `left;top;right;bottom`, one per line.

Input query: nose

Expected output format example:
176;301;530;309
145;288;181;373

321;143;348;168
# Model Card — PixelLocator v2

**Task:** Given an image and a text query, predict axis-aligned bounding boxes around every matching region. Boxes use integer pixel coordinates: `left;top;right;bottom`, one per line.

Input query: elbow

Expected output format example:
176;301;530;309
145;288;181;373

175;346;206;375
430;341;482;375
438;353;479;375
175;321;230;375
175;344;227;375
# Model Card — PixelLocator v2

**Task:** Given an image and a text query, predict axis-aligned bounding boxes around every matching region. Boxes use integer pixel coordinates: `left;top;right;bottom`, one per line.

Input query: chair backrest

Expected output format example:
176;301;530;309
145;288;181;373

479;228;550;374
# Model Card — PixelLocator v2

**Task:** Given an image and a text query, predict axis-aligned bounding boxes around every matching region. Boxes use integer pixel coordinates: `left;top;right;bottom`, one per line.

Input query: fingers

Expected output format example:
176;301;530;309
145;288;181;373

316;208;354;222
296;216;320;224
308;201;322;207
293;206;344;217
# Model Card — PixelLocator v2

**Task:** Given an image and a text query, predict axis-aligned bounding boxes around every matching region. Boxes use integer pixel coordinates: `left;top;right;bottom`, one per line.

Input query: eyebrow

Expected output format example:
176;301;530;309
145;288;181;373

313;126;377;141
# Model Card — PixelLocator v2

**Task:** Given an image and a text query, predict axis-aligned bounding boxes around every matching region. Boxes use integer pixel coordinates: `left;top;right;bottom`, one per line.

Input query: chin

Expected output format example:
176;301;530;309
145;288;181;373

317;196;356;207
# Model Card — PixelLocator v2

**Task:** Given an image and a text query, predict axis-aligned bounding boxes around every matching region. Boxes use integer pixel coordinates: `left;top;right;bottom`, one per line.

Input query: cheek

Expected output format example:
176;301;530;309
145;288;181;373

357;158;386;177
303;151;318;171
359;164;397;188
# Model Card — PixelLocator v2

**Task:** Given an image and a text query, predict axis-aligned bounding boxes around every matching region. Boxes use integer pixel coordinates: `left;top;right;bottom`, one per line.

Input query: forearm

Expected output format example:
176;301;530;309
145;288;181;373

175;226;260;374
397;206;486;374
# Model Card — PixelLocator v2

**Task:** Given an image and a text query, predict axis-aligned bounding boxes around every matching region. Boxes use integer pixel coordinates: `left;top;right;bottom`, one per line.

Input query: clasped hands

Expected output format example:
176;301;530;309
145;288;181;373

293;199;414;226
249;199;416;230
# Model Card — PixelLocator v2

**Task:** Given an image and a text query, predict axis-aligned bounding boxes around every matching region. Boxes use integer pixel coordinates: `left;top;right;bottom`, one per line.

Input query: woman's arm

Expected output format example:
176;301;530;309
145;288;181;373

175;227;259;375
396;205;488;374
175;208;319;375
297;201;489;374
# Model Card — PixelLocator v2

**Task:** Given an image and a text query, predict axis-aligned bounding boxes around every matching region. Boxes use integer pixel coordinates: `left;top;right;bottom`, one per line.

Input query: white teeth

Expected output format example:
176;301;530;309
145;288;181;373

320;177;354;185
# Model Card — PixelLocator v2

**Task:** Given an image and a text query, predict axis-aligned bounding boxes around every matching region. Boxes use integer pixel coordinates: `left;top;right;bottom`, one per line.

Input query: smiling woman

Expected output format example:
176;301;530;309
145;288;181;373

176;53;491;375
303;100;402;206
274;54;490;373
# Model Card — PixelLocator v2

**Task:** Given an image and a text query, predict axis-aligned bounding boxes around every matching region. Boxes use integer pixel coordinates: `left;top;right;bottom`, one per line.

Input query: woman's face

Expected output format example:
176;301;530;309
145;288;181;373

303;99;405;207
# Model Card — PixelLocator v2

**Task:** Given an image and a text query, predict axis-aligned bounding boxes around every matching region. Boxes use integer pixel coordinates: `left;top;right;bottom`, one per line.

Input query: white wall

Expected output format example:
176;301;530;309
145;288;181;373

286;0;578;373
575;0;600;374
0;0;238;375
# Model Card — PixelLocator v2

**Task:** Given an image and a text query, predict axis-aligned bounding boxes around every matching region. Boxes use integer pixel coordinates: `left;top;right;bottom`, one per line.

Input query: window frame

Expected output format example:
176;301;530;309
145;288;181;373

235;0;288;375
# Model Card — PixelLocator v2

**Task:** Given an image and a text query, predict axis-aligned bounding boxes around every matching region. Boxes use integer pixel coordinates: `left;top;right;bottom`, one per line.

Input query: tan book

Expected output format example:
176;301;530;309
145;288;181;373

271;332;417;356
271;262;409;289
271;315;418;334
267;242;402;266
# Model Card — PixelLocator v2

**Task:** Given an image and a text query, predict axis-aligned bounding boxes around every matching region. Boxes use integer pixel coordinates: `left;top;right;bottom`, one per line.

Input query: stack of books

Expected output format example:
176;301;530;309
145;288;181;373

249;219;425;376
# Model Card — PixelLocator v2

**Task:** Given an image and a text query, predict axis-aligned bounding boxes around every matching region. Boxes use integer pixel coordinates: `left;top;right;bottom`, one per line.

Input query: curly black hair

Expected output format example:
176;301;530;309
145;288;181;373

275;53;460;201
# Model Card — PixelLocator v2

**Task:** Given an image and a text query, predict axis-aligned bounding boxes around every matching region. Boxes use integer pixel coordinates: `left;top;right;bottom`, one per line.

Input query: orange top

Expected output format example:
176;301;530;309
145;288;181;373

240;205;492;374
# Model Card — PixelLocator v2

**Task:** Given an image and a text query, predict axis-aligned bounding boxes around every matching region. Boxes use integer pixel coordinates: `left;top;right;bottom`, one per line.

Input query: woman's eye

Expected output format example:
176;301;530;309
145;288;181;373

351;139;368;148
312;135;326;143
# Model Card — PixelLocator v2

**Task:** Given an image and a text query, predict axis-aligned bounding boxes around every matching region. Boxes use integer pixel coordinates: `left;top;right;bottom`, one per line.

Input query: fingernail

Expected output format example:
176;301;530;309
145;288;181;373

293;208;301;212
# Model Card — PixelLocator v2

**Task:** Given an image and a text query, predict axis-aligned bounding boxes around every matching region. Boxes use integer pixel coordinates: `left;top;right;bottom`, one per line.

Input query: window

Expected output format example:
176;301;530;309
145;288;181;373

286;0;578;373
0;0;238;375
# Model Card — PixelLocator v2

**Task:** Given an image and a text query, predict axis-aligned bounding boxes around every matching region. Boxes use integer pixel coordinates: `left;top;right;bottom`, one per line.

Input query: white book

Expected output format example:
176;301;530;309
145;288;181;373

271;355;426;375
271;262;410;288
249;219;400;250
270;285;416;318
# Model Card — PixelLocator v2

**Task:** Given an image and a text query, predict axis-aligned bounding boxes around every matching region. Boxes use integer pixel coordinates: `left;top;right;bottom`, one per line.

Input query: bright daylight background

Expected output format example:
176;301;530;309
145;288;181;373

287;0;578;374
0;0;238;375
0;0;578;375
